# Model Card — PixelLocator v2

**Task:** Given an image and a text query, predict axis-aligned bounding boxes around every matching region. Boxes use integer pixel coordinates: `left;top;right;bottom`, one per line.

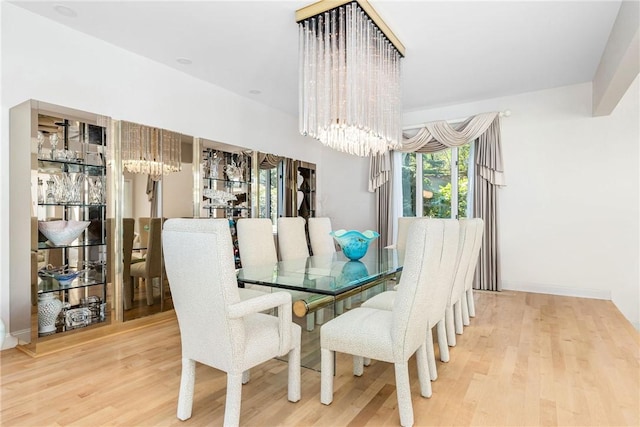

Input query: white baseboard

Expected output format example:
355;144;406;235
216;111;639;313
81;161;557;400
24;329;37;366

1;333;20;350
1;328;28;350
501;281;611;300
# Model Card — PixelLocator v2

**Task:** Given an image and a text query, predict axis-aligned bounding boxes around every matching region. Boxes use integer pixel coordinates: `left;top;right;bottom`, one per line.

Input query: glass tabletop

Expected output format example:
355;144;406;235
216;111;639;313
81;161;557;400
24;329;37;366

237;247;403;296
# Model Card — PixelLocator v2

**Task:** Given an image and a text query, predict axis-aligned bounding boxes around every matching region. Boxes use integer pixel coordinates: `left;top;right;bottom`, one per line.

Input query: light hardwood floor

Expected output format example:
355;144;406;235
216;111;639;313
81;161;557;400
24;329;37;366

1;290;638;426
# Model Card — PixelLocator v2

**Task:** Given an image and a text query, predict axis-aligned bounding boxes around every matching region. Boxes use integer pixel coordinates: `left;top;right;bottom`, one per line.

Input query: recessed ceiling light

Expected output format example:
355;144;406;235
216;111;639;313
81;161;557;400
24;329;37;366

249;90;262;95
53;4;77;18
176;57;192;65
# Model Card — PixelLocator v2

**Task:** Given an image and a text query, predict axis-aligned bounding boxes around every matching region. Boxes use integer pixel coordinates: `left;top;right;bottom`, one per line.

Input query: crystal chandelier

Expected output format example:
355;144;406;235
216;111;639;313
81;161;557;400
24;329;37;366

121;121;182;180
297;0;404;157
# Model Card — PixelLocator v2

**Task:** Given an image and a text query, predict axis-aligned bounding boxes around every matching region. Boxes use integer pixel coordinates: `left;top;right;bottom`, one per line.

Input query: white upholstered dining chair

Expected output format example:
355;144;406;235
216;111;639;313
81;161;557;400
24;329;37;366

444;219;477;346
308;217;335;255
235;218;278;299
277;216;309;261
360;218;461;380
394;216;420;251
320;219;459;427
162;218;301;427
461;218;484;326
277;216;325;328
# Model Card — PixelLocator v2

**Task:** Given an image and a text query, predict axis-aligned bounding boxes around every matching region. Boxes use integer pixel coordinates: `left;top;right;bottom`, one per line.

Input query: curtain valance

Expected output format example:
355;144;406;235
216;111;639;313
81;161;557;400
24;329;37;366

257;153;284;169
369;111;505;191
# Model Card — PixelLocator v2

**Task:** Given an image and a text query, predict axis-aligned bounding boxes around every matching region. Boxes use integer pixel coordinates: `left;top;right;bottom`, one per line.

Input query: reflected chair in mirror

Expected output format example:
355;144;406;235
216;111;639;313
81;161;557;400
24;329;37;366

162;219;301;427
360;218;461;381
107;218;135;310
137;217;150;258
277;216;323;330
130;217;164;306
320;219;459;427
461;218;484;327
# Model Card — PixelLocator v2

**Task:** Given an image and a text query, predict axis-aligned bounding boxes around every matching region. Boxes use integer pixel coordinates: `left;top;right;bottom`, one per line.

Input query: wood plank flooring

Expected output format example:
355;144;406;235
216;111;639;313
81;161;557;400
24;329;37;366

1;290;638;426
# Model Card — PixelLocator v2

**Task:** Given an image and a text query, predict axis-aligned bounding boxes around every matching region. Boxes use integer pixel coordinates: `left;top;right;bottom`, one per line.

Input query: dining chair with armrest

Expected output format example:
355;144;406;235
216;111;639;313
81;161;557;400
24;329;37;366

162;218;301;427
320;219;459;427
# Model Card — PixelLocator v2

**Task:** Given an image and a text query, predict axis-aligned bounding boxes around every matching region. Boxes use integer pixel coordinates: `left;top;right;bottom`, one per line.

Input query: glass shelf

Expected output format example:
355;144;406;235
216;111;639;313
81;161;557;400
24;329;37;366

38;277;107;294
37;240;105;250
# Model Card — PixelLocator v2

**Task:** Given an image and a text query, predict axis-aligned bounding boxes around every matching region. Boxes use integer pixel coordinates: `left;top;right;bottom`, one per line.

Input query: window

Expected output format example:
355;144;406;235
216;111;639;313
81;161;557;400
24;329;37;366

259;166;279;225
401;143;473;219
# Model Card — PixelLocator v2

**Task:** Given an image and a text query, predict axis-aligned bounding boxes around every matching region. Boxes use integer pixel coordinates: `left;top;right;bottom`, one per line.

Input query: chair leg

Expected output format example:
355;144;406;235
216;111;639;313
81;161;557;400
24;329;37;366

437;320;449;363
123;277;133;310
242;370;250;384
177;358;196;421
320;348;334;405
288;330;301;402
461;295;470;326
306;314;315;332
394;362;414;427
224;372;243;427
467;288;476;317
363;357;371;366
344;297;352;310
415;343;432;398
146;277;155;306
335;300;344;315
353;356;364;376
315;309;325;325
454;301;464;335
445;306;456;346
425;327;437;381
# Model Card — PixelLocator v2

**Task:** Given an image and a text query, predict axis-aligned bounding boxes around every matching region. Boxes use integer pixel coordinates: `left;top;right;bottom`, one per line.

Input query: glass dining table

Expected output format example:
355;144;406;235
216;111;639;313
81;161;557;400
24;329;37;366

237;247;403;370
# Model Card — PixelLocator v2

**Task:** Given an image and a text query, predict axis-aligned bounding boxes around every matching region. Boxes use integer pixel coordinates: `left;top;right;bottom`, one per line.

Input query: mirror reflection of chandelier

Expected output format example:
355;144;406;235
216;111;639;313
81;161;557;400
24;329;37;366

296;0;405;157
121;121;182;180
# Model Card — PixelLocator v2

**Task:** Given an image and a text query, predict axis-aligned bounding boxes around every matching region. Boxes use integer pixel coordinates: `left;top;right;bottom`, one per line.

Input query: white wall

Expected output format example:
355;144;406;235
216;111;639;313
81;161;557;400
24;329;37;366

0;4;374;347
404;80;640;329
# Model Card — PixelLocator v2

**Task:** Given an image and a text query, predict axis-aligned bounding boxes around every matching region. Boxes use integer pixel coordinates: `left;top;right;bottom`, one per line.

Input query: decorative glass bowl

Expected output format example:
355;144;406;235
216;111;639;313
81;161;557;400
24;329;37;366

38;220;90;246
330;229;380;261
39;267;86;286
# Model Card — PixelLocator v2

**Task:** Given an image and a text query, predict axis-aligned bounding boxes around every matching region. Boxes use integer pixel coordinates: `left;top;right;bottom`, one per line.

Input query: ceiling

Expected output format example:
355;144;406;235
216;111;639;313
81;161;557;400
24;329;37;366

13;1;622;116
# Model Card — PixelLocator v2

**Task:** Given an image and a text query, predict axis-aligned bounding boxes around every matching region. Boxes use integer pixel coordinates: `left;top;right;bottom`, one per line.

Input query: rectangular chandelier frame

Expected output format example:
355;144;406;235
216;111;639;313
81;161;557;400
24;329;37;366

296;0;405;57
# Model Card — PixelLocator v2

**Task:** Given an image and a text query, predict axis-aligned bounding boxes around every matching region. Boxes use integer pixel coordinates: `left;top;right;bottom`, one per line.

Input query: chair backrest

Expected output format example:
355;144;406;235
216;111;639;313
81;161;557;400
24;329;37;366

396;217;420;251
122;218;135;281
236;218;278;267
277;217;310;261
391;219;459;360
447;220;477;307
162;218;244;371
138;217;150;255
308;217;335;256
145;218;164;278
463;218;484;290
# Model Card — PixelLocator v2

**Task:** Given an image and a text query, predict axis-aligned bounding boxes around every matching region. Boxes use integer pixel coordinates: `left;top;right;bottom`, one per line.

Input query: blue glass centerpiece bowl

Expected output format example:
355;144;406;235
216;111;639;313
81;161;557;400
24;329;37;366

330;229;380;261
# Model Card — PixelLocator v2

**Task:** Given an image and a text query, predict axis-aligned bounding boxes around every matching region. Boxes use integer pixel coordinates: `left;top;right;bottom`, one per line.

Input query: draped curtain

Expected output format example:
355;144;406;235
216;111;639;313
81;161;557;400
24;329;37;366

284;158;298;217
369;111;505;291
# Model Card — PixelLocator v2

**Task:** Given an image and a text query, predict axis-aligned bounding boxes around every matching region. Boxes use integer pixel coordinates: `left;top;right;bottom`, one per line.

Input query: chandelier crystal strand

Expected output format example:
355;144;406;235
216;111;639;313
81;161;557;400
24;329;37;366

122;122;181;178
298;2;402;156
